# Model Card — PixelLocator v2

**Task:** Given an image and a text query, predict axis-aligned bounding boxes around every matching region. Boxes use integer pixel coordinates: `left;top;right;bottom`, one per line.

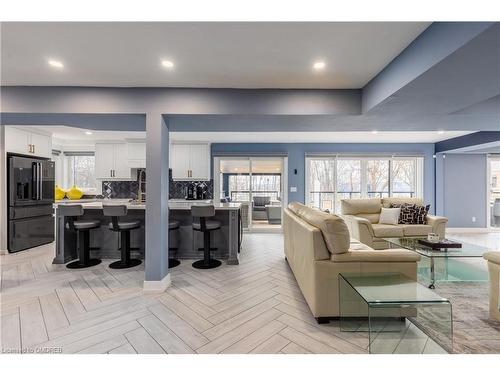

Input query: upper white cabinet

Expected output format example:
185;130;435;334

95;143;132;179
170;143;210;180
127;142;146;169
5;127;52;158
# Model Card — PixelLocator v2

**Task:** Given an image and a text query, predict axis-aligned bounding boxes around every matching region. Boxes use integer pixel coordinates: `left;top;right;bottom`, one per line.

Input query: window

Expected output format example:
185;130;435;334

56;152;98;194
308;158;335;211
306;156;423;213
228;174;281;201
69;155;97;193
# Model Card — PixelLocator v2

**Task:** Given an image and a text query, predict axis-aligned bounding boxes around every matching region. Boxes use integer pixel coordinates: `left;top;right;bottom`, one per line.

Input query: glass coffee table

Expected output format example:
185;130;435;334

339;273;453;354
384;237;489;289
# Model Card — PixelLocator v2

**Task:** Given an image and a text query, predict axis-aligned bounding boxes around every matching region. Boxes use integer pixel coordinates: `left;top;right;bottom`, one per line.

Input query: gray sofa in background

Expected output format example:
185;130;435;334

252;196;271;220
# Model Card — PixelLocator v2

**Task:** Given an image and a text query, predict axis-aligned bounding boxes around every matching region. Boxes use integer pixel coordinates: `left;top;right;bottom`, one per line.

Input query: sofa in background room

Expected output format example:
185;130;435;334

340;197;448;250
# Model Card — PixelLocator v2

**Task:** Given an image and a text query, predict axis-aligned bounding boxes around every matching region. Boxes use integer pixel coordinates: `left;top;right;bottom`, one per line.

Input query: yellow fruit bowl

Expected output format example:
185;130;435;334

54;185;67;200
66;185;84;200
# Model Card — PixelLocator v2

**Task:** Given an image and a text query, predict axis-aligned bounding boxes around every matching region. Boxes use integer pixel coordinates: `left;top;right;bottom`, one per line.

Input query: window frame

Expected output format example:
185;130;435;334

59;152;100;195
305;154;424;213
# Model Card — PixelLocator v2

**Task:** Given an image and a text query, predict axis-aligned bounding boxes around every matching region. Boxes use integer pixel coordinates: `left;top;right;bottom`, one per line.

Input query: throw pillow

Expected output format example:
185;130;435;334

378;207;401;225
390;203;416;224
414;204;430;224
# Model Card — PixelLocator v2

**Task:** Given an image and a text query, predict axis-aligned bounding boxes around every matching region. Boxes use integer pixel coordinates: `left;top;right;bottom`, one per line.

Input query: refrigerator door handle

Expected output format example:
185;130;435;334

32;162;38;200
38;162;43;200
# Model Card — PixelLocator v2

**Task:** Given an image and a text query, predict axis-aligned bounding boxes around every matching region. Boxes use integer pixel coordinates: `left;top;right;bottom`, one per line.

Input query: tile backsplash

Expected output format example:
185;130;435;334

102;169;146;199
169;179;213;199
100;169;213;200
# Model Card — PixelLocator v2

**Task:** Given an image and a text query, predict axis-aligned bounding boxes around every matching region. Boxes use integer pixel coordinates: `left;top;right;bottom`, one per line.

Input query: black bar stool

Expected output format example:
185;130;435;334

168;220;181;268
103;205;142;269
191;205;222;269
60;204;102;269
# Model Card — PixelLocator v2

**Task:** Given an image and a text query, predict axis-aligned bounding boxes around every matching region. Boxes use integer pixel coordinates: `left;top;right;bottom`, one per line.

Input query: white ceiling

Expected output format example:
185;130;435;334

22;125;473;144
0;22;430;88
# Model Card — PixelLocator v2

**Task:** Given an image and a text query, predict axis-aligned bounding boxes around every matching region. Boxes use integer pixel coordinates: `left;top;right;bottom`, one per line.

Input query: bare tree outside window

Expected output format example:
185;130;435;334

307;157;421;213
308;159;335;211
366;160;389;197
392;159;415;197
71;155;97;192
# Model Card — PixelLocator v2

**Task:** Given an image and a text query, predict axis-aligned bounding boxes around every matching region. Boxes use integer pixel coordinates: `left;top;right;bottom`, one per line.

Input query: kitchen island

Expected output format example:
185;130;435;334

53;200;242;266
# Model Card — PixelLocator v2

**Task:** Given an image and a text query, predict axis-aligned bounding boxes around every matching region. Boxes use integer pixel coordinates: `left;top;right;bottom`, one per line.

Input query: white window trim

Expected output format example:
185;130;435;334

63;154;101;195
305;154;425;213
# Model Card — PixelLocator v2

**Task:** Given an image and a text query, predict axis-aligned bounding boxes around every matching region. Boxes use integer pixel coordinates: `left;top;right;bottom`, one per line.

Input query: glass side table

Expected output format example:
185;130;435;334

384;237;489;289
339;273;453;354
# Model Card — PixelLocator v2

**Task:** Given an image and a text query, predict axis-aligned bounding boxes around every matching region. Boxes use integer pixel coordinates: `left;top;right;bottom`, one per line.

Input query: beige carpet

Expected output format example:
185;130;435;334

435;282;500;353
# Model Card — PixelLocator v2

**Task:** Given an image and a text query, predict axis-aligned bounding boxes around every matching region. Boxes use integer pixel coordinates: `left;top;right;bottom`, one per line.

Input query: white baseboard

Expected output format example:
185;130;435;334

143;273;171;292
446;227;491;234
0;249;8;255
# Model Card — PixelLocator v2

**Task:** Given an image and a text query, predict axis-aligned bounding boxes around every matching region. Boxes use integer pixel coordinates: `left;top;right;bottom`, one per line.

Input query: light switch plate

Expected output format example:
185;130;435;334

290;187;297;192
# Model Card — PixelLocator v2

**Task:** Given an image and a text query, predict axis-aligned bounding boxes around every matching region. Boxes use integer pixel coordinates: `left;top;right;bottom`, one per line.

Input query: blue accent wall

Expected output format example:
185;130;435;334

435;154;488;227
211;143;436;211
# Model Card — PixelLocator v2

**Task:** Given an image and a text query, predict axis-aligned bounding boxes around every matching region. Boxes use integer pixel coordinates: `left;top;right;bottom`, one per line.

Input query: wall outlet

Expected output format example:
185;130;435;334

472;216;476;223
290;187;297;193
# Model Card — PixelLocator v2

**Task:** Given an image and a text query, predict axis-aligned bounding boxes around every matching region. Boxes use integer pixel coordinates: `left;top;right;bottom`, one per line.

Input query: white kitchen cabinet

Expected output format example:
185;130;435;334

170;143;210;180
113;143;130;178
95;143;132;179
5;127;52;158
171;144;191;179
30;132;52;158
189;144;210;180
127;142;146;169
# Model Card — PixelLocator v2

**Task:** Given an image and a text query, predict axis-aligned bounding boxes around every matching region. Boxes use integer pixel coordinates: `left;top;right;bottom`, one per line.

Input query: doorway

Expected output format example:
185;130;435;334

489;155;500;228
214;157;287;232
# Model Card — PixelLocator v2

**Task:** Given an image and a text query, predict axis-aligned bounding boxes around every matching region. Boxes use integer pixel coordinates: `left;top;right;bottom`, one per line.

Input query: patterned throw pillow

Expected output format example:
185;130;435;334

390;203;416;224
414;204;430;224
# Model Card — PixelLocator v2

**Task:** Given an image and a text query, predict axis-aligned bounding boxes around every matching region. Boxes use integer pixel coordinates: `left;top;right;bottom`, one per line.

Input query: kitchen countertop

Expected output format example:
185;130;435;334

54;199;241;211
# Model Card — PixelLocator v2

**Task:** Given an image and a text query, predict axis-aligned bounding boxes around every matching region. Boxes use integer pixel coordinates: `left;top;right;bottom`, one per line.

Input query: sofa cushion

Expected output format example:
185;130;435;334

414;204;431;224
356;213;380;224
372;223;404;238
379;207;401;225
400;224;433;237
341;198;381;215
382;197;423;208
390;203;417;224
288;202;350;254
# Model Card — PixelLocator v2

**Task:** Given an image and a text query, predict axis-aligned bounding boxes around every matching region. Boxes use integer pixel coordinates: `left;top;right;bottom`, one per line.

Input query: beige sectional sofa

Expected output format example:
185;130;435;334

483;251;500;321
341;197;448;250
283;202;420;322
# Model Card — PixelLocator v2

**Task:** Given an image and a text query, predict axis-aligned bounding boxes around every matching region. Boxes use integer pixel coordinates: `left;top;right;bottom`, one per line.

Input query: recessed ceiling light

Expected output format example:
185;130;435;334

85;131;93;135
161;60;175;69
371;130;379;134
437;130;445;134
48;59;64;69
313;61;326;70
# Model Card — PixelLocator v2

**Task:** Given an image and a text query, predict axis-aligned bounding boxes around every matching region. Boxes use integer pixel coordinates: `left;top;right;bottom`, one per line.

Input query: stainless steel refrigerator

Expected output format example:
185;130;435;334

8;154;55;252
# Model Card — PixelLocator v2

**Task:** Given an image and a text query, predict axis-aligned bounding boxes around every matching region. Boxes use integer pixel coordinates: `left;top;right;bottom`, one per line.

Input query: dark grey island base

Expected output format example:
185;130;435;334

53;200;241;266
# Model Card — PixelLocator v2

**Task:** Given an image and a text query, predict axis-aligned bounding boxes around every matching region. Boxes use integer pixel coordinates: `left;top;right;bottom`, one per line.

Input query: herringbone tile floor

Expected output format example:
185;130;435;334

0;234;370;354
2;233;498;354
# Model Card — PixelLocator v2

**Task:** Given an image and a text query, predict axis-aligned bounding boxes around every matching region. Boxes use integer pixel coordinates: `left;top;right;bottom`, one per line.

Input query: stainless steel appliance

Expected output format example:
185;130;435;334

7;154;55;252
185;183;196;200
